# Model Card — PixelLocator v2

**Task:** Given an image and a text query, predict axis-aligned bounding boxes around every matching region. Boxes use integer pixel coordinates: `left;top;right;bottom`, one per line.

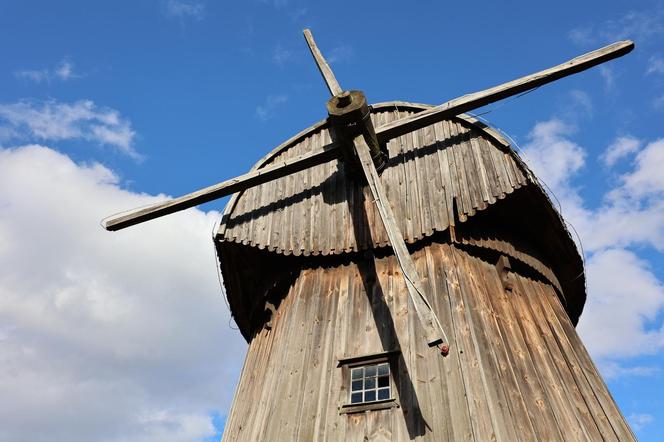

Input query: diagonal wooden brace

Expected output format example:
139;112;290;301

353;134;449;354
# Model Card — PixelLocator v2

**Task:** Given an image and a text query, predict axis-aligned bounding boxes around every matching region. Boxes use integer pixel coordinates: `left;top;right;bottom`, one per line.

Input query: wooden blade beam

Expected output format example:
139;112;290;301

103;143;341;231
376;40;634;143
353;134;449;353
303;28;343;96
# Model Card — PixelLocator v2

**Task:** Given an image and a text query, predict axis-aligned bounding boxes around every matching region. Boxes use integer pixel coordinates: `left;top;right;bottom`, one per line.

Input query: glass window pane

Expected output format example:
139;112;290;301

378;375;389;388
351;380;363;391
351;368;363;380
378;388;390;400
364;390;376;402
351;392;362;404
364;377;375;389
365;365;377;377
377;363;389;376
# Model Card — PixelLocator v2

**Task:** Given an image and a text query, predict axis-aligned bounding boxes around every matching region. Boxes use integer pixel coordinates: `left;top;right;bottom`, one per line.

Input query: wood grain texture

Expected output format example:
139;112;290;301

103;142;340;231
218;103;528;256
303;28;343;96
353;134;446;348
375;41;634;142
221;244;634;441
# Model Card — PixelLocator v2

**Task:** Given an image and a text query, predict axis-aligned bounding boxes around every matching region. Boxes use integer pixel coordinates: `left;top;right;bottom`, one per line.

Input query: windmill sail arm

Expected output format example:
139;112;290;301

303;28;343;96
375;40;634;142
353;134;449;353
103;142;341;231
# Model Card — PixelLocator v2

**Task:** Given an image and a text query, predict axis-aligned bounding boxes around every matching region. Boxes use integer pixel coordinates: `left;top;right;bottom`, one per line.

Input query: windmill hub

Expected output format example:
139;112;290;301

326;90;388;173
335;90;352;108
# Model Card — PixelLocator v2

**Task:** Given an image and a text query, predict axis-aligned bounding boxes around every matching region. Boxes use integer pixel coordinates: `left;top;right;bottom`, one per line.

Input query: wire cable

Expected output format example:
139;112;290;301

468;112;588;283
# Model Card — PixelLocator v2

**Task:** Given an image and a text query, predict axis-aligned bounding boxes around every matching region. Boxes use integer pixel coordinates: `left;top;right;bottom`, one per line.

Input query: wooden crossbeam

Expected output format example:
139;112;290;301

375;40;634;142
103;143;341;231
353;134;448;352
303;28;343;96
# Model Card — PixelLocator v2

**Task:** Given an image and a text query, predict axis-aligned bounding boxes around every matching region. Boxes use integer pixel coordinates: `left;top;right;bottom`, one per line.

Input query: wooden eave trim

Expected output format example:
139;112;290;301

337;349;401;367
338;398;399;415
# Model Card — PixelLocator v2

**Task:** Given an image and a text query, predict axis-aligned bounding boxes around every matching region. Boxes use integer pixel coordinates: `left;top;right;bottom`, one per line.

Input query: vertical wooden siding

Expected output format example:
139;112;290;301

220;107;528;256
221;243;633;441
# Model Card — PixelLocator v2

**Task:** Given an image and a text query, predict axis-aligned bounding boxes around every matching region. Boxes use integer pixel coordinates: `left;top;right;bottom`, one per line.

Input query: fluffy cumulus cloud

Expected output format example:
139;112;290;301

0;145;245;441
520;116;664;377
601;135;641;167
0;100;138;159
521;119;586;191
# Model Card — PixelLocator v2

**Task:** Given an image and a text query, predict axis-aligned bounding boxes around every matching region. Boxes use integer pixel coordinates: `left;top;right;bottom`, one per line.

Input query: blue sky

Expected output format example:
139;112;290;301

0;0;663;440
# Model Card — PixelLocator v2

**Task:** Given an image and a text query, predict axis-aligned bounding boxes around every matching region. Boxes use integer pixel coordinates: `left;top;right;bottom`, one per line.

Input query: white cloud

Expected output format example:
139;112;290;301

0;144;245;441
646;55;664;75
569;10;664;46
327;45;353;64
15;59;79;83
600;362;660;380
629;413;654;431
164;0;205;20
617;138;664;200
598;65;615;90
579;248;664;359
601;135;641;167
255;94;288;121
521;119;586;191
565;89;594;119
54;60;75;80
520;118;664;378
0;100;139;159
272;44;294;67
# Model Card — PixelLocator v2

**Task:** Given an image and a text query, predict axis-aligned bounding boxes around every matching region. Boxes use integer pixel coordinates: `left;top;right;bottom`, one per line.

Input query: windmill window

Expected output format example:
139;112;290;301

338;350;400;414
349;362;391;404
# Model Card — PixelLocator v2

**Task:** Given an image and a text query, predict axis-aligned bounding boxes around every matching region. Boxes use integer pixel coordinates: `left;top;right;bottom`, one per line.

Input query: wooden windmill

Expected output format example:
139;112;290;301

104;30;636;441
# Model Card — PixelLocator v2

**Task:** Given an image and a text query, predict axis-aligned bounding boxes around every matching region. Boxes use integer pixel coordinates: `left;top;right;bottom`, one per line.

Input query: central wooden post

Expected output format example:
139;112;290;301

326;90;387;173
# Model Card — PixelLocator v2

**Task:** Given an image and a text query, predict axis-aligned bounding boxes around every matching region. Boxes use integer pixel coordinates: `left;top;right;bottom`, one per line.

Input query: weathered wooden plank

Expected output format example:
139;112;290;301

410;129;429;241
482;263;564;441
462;253;526;441
522;278;604;441
543;287;636;441
303;29;343;96
376;40;634;142
421;123;443;233
449;121;474;218
432;122;455;235
511;275;584;440
452;248;518;441
470;133;496;204
537;288;620;440
353;134;448;348
471;256;539;441
428;244;473;441
416;248;453;441
440;245;495;440
104;143;340;231
268;271;311;440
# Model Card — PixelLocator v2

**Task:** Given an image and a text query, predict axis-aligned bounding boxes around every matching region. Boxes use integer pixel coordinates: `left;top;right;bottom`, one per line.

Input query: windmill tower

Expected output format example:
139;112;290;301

104;31;636;441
